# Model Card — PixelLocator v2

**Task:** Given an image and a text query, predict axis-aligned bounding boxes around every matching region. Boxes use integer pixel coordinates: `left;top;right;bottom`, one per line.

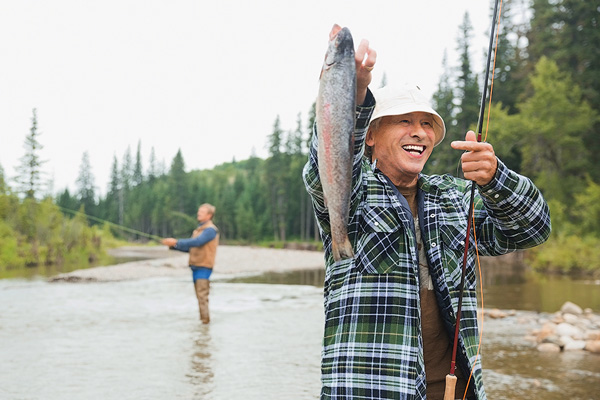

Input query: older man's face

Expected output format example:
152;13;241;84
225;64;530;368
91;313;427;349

197;206;212;223
366;112;436;187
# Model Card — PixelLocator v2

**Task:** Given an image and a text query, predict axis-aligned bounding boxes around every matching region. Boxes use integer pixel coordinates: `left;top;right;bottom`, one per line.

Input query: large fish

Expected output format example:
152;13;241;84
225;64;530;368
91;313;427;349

316;27;356;261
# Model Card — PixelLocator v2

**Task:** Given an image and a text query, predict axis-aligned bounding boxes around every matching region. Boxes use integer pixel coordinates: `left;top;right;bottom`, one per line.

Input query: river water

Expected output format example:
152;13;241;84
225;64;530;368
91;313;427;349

1;260;599;399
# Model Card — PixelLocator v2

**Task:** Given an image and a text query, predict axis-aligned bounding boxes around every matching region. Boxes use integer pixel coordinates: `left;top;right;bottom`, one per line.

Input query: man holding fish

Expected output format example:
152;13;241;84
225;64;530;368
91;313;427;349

303;25;551;400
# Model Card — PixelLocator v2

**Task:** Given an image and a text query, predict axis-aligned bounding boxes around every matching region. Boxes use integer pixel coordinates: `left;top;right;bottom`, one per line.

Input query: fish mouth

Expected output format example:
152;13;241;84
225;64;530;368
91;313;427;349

402;144;426;156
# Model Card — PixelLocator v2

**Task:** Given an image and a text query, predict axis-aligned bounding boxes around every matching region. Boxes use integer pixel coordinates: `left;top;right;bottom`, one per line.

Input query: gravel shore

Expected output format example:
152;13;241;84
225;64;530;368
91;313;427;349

49;245;326;282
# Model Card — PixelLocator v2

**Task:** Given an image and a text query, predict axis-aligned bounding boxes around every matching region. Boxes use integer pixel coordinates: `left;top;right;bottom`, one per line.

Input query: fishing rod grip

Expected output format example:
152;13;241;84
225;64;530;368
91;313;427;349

444;373;457;400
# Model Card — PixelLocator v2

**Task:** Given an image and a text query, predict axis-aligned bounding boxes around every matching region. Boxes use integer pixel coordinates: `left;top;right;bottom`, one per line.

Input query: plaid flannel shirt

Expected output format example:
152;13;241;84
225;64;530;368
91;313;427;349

302;90;551;400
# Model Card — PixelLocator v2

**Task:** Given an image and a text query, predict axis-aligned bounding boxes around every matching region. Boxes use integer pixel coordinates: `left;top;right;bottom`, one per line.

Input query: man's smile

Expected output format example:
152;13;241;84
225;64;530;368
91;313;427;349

402;144;426;156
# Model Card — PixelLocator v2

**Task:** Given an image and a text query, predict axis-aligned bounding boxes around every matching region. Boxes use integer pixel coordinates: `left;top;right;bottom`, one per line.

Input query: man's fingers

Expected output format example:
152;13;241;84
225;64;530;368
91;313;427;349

363;47;377;70
355;39;369;64
356;39;377;70
451;130;479;150
465;130;477;142
451;141;484;152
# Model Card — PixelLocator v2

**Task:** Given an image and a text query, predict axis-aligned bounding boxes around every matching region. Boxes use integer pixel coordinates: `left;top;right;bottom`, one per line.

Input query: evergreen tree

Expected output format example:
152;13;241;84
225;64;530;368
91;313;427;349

455;12;481;136
105;155;120;224
15;109;47;199
133;140;144;186
75;151;96;214
527;0;600;110
285;113;304;156
148;146;158;182
119;146;133;225
426;50;458;175
491;0;529;114
169;149;187;214
265;116;287;241
121;146;133;193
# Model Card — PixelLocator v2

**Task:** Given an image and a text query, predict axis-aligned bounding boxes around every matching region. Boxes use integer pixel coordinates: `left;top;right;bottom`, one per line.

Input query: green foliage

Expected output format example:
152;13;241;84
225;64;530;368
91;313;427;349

515;57;596;202
0;191;112;270
530;234;600;275
0;219;24;270
572;178;600;237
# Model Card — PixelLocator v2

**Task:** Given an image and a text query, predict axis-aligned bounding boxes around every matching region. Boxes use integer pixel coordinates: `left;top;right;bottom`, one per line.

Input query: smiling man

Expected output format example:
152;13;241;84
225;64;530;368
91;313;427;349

303;25;551;400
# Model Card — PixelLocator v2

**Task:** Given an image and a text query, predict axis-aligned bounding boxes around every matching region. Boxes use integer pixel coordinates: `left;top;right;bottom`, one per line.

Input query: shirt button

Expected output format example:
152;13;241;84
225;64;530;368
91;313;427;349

460;240;465;246
431;242;437;248
374;222;379;226
487;189;493;194
429;213;436;218
494;194;500;199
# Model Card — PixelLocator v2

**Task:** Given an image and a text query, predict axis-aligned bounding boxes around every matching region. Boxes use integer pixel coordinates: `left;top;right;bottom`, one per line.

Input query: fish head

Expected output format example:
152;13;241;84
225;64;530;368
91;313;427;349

322;27;355;72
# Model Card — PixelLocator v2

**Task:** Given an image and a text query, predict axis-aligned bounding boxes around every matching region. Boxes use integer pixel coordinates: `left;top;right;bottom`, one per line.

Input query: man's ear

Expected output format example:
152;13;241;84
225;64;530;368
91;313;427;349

366;128;375;147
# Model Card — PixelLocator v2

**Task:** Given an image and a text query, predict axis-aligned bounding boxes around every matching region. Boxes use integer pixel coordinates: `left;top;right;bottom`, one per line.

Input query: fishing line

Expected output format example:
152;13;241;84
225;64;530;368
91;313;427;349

57;205;163;242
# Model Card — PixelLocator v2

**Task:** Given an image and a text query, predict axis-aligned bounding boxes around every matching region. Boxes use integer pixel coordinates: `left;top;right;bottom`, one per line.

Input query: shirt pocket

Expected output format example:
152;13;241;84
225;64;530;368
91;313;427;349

355;205;409;275
439;218;477;291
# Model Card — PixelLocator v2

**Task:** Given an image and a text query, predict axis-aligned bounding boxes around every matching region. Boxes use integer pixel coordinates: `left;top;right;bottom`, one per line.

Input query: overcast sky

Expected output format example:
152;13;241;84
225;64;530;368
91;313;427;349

1;0;495;197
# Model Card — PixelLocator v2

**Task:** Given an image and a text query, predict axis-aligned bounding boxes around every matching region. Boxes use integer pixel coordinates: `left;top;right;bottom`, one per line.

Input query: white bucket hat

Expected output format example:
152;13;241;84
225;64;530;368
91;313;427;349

370;84;446;146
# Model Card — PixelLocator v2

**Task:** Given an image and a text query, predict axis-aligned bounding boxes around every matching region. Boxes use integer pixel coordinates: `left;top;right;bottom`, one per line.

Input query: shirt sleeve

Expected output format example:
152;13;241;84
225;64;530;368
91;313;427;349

474;159;552;254
173;227;217;252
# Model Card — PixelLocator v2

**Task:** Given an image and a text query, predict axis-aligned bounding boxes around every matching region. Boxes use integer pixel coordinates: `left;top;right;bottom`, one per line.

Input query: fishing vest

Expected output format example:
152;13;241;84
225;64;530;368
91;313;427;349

188;221;219;268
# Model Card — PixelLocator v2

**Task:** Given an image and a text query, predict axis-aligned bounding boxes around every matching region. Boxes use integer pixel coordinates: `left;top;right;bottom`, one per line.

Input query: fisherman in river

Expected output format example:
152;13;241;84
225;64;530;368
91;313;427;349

161;203;219;324
303;25;551;400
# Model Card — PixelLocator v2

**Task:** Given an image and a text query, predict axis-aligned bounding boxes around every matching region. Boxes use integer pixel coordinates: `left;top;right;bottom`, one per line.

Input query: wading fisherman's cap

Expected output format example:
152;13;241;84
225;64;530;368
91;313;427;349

370;84;446;146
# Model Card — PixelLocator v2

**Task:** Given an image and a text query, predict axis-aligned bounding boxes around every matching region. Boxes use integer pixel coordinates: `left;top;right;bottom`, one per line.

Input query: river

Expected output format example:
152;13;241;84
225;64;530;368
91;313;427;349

0;252;599;399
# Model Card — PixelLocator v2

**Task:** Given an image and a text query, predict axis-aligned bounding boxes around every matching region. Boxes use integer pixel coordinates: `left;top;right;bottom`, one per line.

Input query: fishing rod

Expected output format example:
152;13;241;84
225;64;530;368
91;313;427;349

57;205;164;242
444;1;502;399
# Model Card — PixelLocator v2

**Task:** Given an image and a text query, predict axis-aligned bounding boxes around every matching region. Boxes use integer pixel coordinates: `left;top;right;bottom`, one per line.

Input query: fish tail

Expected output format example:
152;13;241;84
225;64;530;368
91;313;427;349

332;237;354;261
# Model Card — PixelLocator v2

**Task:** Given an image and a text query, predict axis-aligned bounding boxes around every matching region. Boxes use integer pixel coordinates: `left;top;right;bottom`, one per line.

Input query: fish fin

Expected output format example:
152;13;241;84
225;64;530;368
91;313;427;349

332;237;354;261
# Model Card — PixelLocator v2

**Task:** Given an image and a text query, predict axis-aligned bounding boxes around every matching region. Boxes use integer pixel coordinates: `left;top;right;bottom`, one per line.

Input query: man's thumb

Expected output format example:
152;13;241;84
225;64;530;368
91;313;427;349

465;130;477;142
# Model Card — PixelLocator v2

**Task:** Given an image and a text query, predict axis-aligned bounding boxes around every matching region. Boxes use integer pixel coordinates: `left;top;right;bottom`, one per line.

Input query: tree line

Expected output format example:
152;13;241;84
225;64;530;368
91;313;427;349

426;0;599;273
2;0;599;273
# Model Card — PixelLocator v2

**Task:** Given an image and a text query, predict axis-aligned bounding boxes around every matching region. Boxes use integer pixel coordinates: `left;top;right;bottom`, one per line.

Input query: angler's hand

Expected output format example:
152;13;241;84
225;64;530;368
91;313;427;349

328;24;377;106
451;130;498;186
161;238;177;247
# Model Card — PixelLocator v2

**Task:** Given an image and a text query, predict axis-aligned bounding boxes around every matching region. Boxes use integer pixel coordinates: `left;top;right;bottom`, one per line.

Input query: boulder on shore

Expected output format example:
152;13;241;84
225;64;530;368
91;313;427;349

529;301;600;354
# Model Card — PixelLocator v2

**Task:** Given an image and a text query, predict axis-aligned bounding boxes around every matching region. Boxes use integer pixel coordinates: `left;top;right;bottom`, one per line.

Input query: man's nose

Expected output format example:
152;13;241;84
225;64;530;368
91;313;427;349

411;123;427;138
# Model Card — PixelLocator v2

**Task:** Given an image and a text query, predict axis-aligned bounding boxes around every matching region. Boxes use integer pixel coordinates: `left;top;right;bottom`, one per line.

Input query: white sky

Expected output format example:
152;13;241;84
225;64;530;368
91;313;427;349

0;0;493;197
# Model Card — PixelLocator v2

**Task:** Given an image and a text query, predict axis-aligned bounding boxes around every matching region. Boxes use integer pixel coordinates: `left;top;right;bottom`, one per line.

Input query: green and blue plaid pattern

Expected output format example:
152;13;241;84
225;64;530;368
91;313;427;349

303;91;551;400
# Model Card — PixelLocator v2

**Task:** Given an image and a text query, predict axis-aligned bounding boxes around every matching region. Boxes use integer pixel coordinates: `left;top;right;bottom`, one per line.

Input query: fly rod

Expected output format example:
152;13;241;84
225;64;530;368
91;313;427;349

57;206;163;242
444;0;502;399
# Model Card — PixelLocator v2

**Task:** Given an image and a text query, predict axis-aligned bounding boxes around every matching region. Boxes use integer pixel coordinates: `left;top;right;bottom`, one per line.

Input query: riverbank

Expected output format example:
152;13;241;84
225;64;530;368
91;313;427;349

49;245;326;282
4;245;600;400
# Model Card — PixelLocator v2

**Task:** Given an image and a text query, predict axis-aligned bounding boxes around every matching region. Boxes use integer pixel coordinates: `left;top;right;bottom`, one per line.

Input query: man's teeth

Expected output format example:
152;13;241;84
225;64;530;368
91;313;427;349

403;145;425;154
